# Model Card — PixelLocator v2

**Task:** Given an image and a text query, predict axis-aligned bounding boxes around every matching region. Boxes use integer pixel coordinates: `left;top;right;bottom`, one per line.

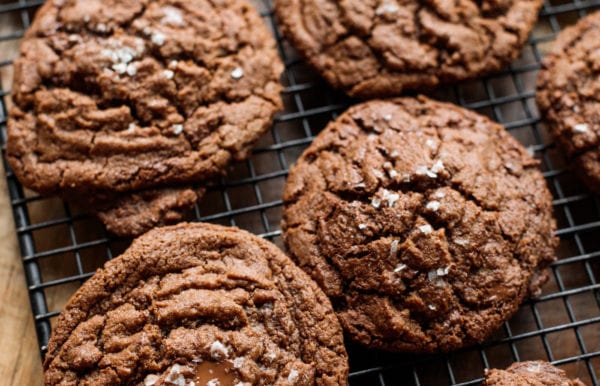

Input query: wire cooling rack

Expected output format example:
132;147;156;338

1;0;600;384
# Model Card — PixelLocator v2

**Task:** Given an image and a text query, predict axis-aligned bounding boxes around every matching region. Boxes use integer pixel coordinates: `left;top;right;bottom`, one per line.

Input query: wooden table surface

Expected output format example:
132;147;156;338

0;161;44;385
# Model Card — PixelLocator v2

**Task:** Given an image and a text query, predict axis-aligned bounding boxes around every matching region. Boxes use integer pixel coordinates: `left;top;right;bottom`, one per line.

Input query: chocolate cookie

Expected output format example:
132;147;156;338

91;187;203;237
485;361;586;385
536;12;600;194
7;0;283;235
44;222;349;385
274;0;542;98
282;96;557;353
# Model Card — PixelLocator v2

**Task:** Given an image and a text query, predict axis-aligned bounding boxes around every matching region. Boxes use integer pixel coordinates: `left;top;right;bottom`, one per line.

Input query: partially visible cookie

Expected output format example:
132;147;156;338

275;0;543;98
282;96;557;353
7;0;283;235
537;11;600;193
485;361;586;385
44;222;349;385
90;187;203;237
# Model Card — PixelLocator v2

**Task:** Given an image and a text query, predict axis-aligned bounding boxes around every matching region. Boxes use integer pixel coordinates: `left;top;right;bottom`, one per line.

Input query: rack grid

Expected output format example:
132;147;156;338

1;0;599;384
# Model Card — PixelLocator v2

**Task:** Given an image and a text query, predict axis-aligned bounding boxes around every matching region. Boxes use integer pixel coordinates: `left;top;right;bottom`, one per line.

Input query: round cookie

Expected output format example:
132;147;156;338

7;0;283;196
485;361;586;385
274;0;543;98
44;222;348;385
282;96;557;353
536;11;600;194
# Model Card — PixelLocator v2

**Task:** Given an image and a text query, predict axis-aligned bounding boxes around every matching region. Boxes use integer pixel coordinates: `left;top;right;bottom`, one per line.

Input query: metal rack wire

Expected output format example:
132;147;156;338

1;0;599;384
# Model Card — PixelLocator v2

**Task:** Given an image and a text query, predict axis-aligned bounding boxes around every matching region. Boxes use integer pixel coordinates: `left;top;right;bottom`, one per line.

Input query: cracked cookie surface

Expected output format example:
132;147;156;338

274;0;542;98
44;222;348;385
536;11;600;194
282;96;557;353
7;0;283;233
484;361;586;385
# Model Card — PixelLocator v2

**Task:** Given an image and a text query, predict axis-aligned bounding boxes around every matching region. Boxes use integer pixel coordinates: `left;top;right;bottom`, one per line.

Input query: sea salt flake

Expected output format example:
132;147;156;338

232;357;244;369
152;31;166;46
573;123;589;133
383;114;392;121
436;266;450;276
97;23;107;32
144;374;159;386
128;123;136;133
165;365;183;384
164;69;175;79
428;304;437;311
161;6;184;26
371;198;381;209
112;62;127;74
288;370;299;384
376;3;400;15
207;379;220;386
419;224;433;234
173;124;183;135
371;168;385;179
431;159;445;173
231;67;244;79
126;63;137;76
388;169;398;178
169;60;179;68
358;223;367;230
428;270;437;281
390;240;399;254
426;201;440;211
434;191;445;199
382;189;400;207
266;351;277;361
526;146;535;157
394;263;407;273
454;238;469;246
210;341;229;360
425;139;437;150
